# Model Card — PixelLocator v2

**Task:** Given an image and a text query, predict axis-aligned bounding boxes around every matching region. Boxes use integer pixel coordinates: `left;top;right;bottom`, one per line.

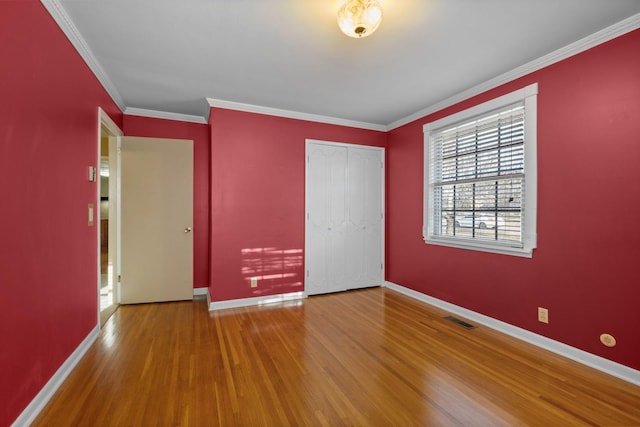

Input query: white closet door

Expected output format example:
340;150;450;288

306;143;348;295
346;147;384;288
306;141;384;296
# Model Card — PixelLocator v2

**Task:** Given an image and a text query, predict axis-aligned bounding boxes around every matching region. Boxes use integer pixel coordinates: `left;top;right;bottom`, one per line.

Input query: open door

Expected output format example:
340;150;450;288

120;137;193;304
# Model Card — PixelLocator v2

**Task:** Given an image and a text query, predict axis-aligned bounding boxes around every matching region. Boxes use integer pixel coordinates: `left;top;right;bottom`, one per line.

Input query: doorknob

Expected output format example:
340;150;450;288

184;227;192;233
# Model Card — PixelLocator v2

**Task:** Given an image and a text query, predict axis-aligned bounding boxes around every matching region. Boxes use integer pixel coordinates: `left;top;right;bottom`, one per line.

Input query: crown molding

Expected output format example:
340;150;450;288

41;0;126;112
387;12;640;131
207;98;387;132
124;107;208;124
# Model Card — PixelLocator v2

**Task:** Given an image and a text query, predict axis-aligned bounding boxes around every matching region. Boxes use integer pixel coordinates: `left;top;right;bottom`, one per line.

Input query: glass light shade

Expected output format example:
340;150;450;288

337;0;383;38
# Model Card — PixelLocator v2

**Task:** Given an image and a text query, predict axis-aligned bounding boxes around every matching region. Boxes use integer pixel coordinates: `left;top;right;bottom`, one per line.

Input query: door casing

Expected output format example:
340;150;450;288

97;108;123;324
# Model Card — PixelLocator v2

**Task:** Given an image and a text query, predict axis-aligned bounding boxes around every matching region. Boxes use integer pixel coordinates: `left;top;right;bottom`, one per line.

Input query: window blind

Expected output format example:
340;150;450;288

430;103;525;246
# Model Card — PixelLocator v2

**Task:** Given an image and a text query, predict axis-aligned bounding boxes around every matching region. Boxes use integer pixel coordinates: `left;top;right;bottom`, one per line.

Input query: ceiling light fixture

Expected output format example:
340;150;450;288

337;0;383;39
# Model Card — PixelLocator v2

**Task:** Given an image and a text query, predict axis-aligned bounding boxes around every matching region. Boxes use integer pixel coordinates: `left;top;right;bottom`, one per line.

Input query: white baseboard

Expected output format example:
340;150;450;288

384;281;640;386
209;291;306;311
11;325;100;427
193;287;209;296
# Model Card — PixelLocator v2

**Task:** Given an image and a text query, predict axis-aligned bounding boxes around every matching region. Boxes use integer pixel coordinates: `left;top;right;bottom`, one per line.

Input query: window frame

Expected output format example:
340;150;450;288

423;83;538;257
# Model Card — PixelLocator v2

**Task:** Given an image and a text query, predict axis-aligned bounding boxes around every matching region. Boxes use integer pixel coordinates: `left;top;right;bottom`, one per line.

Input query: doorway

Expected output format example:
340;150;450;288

98;108;122;325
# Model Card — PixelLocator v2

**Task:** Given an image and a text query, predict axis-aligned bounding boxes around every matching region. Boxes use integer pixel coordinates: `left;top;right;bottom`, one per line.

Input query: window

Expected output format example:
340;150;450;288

423;83;538;257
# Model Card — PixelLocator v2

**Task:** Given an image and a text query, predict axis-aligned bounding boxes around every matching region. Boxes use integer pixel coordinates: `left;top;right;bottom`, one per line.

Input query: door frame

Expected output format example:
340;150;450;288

97;108;123;326
304;138;385;296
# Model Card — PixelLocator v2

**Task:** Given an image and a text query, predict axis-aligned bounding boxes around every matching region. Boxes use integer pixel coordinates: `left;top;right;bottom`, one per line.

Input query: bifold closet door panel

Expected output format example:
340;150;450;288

306;143;348;295
346;147;384;289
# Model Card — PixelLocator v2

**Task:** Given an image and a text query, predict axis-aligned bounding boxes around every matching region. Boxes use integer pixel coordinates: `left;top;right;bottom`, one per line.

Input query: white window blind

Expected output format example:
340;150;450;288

432;103;524;245
423;83;537;257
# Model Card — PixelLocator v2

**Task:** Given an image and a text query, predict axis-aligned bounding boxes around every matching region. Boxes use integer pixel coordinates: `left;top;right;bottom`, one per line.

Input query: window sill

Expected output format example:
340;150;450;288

424;235;534;258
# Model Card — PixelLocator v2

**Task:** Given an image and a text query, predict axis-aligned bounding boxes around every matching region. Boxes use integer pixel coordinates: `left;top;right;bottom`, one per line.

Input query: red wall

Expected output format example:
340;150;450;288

386;29;640;370
209;109;386;301
123;115;210;288
0;3;123;425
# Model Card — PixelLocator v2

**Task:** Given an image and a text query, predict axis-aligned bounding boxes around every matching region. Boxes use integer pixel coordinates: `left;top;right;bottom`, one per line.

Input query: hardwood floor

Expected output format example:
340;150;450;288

34;288;640;426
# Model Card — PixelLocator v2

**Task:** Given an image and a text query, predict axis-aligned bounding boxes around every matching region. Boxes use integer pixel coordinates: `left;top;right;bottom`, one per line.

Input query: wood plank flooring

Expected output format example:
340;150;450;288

34;288;640;426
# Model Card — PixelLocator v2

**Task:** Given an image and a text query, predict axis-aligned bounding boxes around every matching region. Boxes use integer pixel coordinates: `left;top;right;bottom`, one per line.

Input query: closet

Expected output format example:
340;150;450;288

305;140;384;295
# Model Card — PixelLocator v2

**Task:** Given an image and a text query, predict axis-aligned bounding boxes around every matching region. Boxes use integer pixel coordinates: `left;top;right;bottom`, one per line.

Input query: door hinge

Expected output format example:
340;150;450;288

306;270;309;278
381;263;383;270
118;274;121;283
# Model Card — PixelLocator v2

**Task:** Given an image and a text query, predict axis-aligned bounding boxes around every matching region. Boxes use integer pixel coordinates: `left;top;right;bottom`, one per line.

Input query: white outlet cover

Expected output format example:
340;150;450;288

537;307;549;324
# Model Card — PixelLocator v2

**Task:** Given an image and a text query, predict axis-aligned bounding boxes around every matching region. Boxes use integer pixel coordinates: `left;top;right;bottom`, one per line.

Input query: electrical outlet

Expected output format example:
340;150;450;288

600;333;616;347
538;307;549;324
250;277;258;288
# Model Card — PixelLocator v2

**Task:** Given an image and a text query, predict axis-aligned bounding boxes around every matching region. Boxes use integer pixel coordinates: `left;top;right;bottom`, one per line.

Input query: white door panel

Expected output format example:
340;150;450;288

329;151;347;226
361;148;383;287
306;143;348;295
327;229;346;292
364;152;382;224
346;147;383;288
308;151;328;228
345;226;363;285
306;229;326;295
348;150;365;226
364;225;383;284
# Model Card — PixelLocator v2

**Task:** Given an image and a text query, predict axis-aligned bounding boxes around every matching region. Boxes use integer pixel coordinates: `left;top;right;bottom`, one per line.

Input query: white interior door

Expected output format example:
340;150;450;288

120;137;193;304
306;140;384;296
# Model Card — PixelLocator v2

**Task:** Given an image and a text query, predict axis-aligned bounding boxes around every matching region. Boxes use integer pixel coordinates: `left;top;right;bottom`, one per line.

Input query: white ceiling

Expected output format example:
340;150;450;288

56;0;640;128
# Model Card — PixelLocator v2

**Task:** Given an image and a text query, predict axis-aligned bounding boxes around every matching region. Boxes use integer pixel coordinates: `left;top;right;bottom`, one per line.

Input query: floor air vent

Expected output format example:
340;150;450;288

443;315;476;330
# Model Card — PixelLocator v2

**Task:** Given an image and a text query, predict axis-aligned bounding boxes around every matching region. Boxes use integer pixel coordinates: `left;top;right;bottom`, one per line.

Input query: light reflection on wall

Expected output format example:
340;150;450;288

241;247;303;295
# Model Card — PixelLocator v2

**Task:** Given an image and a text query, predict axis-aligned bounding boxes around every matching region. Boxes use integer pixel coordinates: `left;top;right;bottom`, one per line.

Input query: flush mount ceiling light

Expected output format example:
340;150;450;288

337;0;383;38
